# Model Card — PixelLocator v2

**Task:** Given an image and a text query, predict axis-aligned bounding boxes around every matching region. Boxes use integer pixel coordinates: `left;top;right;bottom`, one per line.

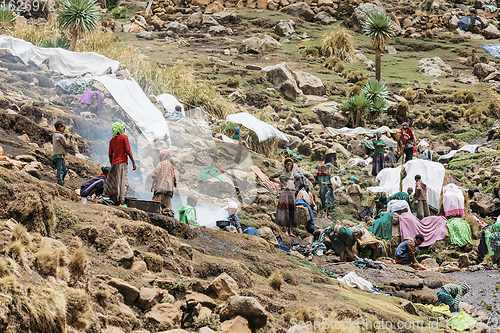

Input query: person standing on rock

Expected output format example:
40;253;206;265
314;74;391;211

104;122;136;207
414;174;430;220
347;176;362;212
151;149;176;210
315;163;334;218
52;121;72;186
371;131;386;176
394;234;424;266
270;158;298;237
398;122;415;163
437;282;471;313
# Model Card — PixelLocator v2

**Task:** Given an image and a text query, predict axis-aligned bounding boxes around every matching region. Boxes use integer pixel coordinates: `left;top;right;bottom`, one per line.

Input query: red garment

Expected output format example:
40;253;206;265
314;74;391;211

108;134;132;165
400;128;414;145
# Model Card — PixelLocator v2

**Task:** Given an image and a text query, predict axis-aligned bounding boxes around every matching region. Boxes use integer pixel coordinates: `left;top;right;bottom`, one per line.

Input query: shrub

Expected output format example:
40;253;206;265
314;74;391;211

34;244;67;276
269;270;284;291
111;6;127;19
415;115;428;129
226;78;240;88
396;101;410;117
6;240;28;268
301;46;320;57
344;70;367;84
40;37;70;50
465;92;475;103
68;247;87;278
66;288;89;329
465;105;486;124
487;98;500;118
12;224;31;246
282;271;298;285
404;88;417;103
347;84;362;97
430;115;446;130
0;6;17;26
321;26;355;61
267;32;280;41
453;90;466;104
144;252;163;273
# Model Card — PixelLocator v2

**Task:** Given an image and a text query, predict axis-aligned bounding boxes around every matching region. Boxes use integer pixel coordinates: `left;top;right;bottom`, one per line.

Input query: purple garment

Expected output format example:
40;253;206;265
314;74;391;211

78;90;103;115
80;176;106;196
398;212;447;247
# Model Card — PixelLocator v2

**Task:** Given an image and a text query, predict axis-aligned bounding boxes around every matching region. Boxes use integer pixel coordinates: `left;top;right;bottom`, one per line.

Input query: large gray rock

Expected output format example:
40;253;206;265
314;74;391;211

166;22;188;34
280;2;315;22
243;34;281;54
294;71;326;96
220;296;268;329
418;57;453;77
274;19;295;37
108;238;134;267
136;31;153;40
187;12;218;28
262;63;305;103
474;62;497;79
484;24;500;39
314;11;336;25
351;3;385;28
312;101;348;128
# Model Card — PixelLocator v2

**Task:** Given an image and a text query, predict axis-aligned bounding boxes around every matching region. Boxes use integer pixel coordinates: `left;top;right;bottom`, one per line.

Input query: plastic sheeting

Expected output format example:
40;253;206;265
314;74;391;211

387;199;410;213
367;165;402;196
0;35;120;76
156;94;185;117
226;112;288;142
326;125;393;137
338;271;374;293
93;76;169;142
438;145;478;162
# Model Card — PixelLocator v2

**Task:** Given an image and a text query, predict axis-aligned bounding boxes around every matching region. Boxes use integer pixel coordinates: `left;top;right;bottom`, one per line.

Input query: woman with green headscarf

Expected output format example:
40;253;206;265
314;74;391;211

104;122;136;207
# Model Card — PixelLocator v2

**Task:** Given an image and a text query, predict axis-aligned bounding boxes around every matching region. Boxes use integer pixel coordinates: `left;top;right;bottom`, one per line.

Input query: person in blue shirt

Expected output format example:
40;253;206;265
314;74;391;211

80;167;109;197
218;201;242;233
395;234;424;265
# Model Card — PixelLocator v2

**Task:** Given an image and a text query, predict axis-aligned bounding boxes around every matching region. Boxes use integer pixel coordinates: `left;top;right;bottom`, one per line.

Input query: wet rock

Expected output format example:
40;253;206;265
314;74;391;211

108;277;140;304
459;301;473;314
207;272;239;300
294;71;326;96
108;238;134;267
220;296;268;329
145;303;181;328
314;11;336;25
262;63;305;103
274;19;295;37
280;2;314;22
220;316;251;333
401;300;418;315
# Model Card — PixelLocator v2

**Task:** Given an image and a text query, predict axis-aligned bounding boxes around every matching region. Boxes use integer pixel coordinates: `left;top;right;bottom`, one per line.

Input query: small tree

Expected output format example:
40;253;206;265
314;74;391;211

57;0;99;51
0;6;17;28
362;79;389;120
340;94;371;128
363;11;394;81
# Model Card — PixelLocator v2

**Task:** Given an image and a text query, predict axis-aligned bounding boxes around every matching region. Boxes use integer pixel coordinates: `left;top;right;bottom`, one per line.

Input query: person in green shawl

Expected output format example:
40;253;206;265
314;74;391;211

324;225;364;262
371;131;386;176
178;195;200;226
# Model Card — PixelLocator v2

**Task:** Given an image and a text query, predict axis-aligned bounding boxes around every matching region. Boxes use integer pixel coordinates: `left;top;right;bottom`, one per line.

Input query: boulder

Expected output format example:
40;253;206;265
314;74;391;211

243;34;281;54
351;3;385;28
205;1;224;14
312;101;348;128
220;296;268;329
262;63;305;103
474;62;496;79
207;272;240;300
131;260;148;273
433;144;451;155
151;15;164;30
296;205;311;226
213;11;240;24
202;14;220;26
274;20;295;37
257;227;279;247
108;238;134;267
220;316;251;333
280;2;315;22
145;303;181;328
401;301;418;316
24;162;43;179
458;253;470;268
418;57;453;77
15;155;36;162
137;287;160;311
108;278;140;305
166;22;188;34
187;12;203;28
410;290;437;305
136;31;153;40
118;302;136;318
185;292;217;309
445;138;460;150
294;71;326;96
314;11;336;25
346;140;366;157
484;24;500;39
471;192;495;216
208;25;229;35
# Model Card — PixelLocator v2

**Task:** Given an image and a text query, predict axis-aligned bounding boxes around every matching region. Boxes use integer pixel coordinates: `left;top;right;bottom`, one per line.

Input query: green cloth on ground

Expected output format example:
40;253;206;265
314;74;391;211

421;303;451;317
372;138;385;153
178;204;200;226
448;312;477;331
286;148;302;161
446;218;473;247
198;167;223;182
368;212;394;240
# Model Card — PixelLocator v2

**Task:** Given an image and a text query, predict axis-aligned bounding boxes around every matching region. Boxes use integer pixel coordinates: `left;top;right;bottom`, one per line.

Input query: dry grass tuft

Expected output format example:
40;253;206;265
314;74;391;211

68;247;87;278
94;289;111;307
282;270;298;286
34;244;67;276
12;224;31;246
6;240;29;268
66;288;90;330
322;26;356;62
144;252;163;273
269;270;284;291
0;258;9;277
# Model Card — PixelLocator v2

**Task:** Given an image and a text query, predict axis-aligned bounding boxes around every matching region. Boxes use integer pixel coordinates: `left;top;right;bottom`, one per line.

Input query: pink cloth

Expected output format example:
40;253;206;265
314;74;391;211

398;212;448;247
443;188;465;217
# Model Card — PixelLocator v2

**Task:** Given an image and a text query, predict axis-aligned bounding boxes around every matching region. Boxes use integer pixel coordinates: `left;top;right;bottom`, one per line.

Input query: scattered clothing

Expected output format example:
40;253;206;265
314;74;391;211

422;303;451;317
78;90;103;114
489;231;500;262
387;199;410;213
295;199;315;233
55;75;87;93
371;286;394;296
178;204;200;226
104;163;128;205
388;192;412;212
199;167;223;182
446;218;473;247
395;238;420;264
323;269;340;279
398;213;448;247
443;188;465;218
368;212;394;240
352;258;387;270
448;312;477;332
338;271;374;293
359;206;373;219
80;174;106;197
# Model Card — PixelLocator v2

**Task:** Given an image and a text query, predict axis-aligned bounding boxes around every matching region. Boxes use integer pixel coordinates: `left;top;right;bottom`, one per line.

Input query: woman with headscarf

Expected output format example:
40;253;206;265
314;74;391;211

270;157;298;237
347;176;362;211
315;163;334;218
151;149;176;210
104;122;136;207
372;131;386;176
324;225;364;262
398;122;415;163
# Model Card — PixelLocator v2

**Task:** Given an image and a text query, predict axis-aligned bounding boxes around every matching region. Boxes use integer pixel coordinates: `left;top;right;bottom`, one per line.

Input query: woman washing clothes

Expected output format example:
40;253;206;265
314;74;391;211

324;226;364;262
270;158;298;237
80;166;110;197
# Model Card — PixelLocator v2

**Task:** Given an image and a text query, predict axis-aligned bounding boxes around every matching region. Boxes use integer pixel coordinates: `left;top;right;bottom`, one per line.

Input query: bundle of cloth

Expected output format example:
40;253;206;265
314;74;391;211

368;212;394;240
442;184;465;218
446;218;473;247
398;213;448;247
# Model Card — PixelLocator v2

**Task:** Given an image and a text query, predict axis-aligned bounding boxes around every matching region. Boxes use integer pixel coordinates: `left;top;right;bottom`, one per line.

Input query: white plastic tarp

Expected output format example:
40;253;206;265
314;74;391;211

0;35;120;76
438;145;478;162
94;76;169;142
339;271;374;293
387;200;410;212
368;165;402;196
403;160;445;210
226;112;288;142
156;94;185;117
326;125;393;137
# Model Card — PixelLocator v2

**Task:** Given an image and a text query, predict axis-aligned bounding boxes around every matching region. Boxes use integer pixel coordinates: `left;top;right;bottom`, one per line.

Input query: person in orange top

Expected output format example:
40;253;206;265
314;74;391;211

103;122;136;207
398;122;415;163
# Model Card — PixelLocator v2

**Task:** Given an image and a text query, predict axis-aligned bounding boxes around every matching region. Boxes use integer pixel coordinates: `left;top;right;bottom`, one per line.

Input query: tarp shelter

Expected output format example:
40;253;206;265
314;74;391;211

458;16;484;31
326;126;393;137
0;36;169;142
156;94;185;117
482;44;500;58
226;112;288;142
368;160;445;210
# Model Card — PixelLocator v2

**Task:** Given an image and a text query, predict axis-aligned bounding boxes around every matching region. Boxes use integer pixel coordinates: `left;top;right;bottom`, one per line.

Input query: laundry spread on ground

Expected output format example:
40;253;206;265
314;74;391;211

448;312;477;331
443;187;465;218
368;212;394;240
482;44;500;57
326;126;393;137
198;167;223;182
446;218;473;247
226;112;288;142
399;213;448;247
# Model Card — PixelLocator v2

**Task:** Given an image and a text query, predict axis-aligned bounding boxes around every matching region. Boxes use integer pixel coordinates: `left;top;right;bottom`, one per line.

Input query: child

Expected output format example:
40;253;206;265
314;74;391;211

52;121;72;186
221;201;242;233
178;195;200;226
80;167;110;197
